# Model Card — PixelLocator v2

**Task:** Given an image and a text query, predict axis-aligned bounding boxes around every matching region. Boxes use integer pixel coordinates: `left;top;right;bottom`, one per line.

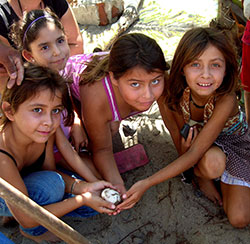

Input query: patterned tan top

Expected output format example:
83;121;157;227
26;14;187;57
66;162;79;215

180;87;247;135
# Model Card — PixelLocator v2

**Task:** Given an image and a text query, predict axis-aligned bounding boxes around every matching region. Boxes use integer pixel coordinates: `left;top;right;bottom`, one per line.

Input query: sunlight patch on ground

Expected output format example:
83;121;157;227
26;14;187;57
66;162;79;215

81;0;219;60
156;0;218;22
137;0;218;61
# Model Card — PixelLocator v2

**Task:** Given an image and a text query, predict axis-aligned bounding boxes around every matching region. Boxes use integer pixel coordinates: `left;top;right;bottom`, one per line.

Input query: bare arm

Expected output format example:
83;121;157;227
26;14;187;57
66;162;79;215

80;84;126;195
157;96;183;154
70;111;88;152
118;93;238;209
0;137;115;228
55;126;98;182
44;138;117;217
60;5;84;55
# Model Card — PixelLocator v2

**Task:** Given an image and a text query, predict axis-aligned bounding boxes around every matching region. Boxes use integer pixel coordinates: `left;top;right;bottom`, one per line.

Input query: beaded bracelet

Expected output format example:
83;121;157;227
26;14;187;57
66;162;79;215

70;179;80;194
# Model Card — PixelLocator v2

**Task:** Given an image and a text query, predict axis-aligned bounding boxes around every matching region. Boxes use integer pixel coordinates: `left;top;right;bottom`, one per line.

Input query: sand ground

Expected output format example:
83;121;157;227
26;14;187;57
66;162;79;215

1;0;250;243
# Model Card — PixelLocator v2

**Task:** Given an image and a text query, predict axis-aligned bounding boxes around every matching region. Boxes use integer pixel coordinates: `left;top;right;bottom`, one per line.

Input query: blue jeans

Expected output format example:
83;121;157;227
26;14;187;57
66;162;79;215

0;170;98;236
0;232;15;244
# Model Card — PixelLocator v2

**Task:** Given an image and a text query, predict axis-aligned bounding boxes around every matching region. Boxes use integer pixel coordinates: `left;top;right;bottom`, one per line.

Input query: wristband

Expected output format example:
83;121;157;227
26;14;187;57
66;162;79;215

70;179;80;194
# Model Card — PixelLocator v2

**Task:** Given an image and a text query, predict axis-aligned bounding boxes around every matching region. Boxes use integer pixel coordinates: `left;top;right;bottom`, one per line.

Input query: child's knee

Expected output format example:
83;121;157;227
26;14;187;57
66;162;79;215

228;211;250;228
45;172;65;202
198;152;226;179
24;171;65;204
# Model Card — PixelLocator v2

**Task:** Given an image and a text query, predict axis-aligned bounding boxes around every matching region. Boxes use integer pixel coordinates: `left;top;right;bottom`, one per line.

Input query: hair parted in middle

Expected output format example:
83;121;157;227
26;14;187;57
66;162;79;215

165;27;240;111
10;8;64;51
80;32;170;85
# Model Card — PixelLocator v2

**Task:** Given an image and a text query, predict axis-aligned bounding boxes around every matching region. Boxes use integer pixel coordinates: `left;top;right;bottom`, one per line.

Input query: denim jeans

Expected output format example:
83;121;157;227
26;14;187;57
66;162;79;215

0;170;98;236
0;232;15;244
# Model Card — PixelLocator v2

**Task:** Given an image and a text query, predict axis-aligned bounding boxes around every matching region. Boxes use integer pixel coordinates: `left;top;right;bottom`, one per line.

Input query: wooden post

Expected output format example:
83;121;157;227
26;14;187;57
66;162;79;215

0;177;91;244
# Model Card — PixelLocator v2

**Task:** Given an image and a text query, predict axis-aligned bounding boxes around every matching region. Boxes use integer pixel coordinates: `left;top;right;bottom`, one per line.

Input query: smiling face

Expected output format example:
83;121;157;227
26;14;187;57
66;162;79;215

111;65;165;111
183;44;226;100
11;88;64;143
23;22;70;71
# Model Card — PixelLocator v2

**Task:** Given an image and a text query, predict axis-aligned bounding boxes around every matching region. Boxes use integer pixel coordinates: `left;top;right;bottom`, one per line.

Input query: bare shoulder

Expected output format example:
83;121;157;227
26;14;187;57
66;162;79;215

215;92;238;115
216;92;237;103
80;80;111;120
157;96;183;129
0;149;16;168
157;96;174;118
0;146;22;185
81;81;105;103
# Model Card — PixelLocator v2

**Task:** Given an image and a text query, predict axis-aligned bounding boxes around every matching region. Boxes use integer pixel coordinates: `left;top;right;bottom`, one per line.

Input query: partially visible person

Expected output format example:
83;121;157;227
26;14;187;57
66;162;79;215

241;0;250;124
62;33;169;195
0;63;116;242
118;27;250;229
0;0;83;55
0;40;23;89
10;8;70;73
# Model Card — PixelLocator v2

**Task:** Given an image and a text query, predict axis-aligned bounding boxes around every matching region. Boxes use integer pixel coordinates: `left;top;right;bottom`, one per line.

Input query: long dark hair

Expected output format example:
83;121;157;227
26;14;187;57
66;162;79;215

165;27;239;111
80;33;170;85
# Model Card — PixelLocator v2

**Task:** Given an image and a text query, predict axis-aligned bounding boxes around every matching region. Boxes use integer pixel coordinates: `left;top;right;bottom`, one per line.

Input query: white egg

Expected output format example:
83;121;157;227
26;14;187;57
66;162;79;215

101;188;121;205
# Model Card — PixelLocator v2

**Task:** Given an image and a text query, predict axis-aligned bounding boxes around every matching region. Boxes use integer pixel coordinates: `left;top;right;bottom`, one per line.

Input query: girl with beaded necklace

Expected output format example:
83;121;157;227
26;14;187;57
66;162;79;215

118;27;250;228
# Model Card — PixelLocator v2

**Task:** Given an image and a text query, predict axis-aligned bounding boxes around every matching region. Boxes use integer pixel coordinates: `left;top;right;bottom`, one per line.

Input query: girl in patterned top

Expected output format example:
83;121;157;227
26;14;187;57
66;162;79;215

118;27;250;228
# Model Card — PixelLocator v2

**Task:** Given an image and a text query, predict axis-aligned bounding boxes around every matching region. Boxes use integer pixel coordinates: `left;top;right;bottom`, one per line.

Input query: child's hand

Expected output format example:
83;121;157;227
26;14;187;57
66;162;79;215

116;180;148;211
113;183;127;196
75;180;117;195
70;123;88;153
81;192;116;214
77;180;119;214
180;126;198;154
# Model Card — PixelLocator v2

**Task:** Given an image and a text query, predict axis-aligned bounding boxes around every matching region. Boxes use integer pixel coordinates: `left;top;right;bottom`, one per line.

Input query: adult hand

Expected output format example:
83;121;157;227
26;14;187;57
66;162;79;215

0;41;23;88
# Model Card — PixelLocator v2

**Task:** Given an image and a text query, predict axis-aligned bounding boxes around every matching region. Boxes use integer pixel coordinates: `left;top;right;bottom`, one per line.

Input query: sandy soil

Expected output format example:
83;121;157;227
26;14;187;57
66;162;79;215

1;0;250;243
3;103;250;244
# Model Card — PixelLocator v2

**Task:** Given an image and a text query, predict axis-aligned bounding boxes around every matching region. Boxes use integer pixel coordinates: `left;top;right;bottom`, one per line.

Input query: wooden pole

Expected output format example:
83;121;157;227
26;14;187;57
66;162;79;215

0;177;91;244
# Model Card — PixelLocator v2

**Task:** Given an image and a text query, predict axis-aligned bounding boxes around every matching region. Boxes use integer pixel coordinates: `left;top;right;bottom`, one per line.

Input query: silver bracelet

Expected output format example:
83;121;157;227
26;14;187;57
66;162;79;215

70;179;80;194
